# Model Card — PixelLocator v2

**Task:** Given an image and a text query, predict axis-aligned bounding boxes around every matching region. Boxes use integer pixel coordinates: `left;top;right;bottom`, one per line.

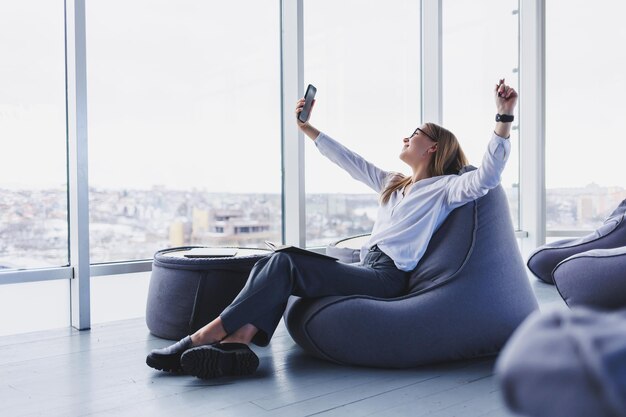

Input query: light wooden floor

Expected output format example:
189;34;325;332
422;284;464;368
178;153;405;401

0;278;565;417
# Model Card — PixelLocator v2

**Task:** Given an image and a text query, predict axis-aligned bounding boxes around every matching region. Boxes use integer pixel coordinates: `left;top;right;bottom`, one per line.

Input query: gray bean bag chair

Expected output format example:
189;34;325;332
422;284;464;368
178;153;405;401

527;199;626;284
496;308;626;417
553;246;626;310
283;179;539;368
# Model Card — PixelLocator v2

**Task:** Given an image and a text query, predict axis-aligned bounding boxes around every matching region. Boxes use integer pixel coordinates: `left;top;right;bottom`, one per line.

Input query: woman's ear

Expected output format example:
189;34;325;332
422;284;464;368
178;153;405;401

422;145;437;158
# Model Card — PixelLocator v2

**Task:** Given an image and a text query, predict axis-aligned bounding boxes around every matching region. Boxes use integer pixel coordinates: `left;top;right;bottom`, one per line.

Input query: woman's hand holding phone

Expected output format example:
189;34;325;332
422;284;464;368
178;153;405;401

296;84;316;126
295;98;314;127
295;84;320;140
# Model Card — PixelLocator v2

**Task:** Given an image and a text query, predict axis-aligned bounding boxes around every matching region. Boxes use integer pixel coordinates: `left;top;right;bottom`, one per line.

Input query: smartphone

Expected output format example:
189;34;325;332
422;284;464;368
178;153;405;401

298;84;317;123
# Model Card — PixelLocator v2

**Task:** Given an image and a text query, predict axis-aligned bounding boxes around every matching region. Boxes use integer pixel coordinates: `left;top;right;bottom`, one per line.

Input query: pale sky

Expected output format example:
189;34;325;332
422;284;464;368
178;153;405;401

1;0;625;193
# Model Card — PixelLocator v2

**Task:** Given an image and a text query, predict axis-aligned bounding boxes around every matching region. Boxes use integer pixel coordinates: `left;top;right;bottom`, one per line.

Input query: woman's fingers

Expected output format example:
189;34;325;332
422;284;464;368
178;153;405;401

295;100;304;113
295;99;306;123
500;85;517;99
495;79;517;99
295;98;306;109
495;78;505;96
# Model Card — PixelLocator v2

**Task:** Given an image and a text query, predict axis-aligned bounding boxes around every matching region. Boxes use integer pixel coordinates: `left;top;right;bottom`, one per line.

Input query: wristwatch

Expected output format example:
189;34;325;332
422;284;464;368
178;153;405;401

496;114;514;123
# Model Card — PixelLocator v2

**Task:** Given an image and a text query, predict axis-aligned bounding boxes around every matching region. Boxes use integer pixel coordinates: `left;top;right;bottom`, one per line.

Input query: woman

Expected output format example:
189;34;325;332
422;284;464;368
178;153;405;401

146;79;518;379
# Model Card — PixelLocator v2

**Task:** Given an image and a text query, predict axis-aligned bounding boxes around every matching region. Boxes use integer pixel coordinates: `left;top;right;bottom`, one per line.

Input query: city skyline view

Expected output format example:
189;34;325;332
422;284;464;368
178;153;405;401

2;183;624;270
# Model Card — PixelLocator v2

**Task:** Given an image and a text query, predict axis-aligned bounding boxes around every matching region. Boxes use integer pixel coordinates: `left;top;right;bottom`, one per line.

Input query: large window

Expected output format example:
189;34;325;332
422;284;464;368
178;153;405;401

546;0;626;236
0;1;68;270
303;0;421;246
86;1;282;263
0;1;68;336
442;0;520;229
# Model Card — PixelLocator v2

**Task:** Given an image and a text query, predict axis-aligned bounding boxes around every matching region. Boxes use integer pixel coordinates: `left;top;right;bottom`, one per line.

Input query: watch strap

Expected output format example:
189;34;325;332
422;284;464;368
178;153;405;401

496;113;514;123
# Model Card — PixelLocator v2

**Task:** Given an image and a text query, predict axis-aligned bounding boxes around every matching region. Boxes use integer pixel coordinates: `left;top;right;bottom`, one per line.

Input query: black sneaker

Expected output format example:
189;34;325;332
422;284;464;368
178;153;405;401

180;342;259;379
146;335;193;373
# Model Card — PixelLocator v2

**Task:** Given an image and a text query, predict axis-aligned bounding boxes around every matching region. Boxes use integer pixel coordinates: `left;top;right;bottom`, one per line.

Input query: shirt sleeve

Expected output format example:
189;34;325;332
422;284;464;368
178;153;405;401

314;132;391;193
445;133;511;209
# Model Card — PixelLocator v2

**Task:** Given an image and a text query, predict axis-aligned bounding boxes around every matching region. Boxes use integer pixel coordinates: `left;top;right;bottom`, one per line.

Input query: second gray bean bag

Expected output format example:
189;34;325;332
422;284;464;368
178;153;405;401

553;246;626;310
284;179;539;368
527;199;626;284
496;308;626;417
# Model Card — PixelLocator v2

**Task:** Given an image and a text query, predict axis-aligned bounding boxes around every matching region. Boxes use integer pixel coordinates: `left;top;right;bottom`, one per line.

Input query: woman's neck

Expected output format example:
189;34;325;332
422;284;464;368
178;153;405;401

410;165;431;184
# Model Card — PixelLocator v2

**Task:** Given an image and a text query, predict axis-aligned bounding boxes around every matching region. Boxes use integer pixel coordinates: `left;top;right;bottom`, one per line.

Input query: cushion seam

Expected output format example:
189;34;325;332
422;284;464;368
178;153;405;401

529;217;623;264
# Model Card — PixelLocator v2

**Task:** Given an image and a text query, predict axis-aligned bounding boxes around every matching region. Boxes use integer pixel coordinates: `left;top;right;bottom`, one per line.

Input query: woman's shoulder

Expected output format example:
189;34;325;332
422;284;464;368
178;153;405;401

427;174;455;184
409;175;452;194
385;172;406;186
423;174;459;193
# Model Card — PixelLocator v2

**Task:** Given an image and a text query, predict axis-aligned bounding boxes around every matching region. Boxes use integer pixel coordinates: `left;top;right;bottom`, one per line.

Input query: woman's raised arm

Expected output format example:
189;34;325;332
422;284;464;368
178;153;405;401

446;79;519;208
494;78;518;138
295;98;390;193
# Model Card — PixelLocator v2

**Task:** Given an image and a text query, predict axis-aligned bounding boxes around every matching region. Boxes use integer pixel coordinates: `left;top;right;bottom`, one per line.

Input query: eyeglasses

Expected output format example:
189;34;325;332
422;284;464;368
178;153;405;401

412;127;437;142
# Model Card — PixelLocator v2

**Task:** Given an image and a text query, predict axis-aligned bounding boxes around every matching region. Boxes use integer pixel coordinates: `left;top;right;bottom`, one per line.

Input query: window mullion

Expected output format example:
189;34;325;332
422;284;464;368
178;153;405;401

280;0;305;247
65;0;91;330
421;0;442;125
519;0;546;258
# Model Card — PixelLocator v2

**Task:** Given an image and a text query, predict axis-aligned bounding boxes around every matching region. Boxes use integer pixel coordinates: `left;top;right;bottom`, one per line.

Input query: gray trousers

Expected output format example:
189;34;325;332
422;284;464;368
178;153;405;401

220;246;407;346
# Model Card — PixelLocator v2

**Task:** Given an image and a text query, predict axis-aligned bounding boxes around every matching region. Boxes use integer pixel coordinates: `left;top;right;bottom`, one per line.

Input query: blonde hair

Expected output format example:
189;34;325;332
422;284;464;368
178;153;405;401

380;123;468;205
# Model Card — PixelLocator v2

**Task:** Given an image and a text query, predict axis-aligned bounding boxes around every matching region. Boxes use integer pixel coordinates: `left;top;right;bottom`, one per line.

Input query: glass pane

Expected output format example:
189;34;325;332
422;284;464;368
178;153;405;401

546;0;626;233
0;280;70;336
86;1;282;263
442;0;520;229
304;0;421;246
91;272;151;324
0;1;68;269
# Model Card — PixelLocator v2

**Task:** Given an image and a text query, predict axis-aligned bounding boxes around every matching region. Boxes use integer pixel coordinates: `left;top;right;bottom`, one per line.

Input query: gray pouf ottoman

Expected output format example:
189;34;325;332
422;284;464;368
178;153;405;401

527;199;626;284
146;246;270;340
284;181;539;368
553;246;626;310
496;308;626;417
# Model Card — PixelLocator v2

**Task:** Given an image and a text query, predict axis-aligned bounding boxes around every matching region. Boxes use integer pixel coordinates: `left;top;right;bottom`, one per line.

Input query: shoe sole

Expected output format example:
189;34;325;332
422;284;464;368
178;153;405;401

180;345;259;379
145;356;182;373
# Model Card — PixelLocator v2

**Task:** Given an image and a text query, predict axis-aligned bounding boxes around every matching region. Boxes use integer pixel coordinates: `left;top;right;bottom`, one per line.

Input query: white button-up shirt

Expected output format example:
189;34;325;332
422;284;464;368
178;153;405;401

315;132;511;271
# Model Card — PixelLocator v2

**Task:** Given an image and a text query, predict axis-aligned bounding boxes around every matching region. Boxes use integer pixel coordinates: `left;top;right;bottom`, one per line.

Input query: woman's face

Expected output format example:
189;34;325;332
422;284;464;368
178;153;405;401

399;125;437;164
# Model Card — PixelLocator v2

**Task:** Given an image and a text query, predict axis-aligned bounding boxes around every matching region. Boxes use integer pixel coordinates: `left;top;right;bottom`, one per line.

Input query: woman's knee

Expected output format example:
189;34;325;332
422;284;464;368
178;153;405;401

268;252;294;268
248;252;292;280
264;252;297;285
